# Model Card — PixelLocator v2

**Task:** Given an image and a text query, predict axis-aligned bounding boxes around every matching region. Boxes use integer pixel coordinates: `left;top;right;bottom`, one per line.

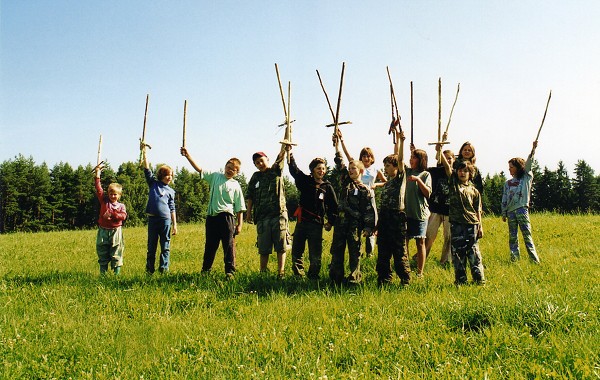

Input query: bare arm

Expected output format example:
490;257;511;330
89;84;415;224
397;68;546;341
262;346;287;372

395;130;405;165
438;143;452;177
171;211;178;235
338;130;354;162
245;199;253;223
140;142;150;170
180;147;202;174
235;211;243;235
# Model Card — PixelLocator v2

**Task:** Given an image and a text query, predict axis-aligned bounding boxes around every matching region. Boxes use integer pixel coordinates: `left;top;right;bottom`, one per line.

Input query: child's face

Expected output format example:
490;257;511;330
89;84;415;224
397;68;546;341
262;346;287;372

254;157;269;173
312;163;327;181
457;167;470;184
508;162;517;177
108;190;121;203
348;162;362;181
383;162;398;178
461;145;474;160
409;153;419;170
161;171;173;185
224;162;240;179
444;152;455;167
360;154;373;168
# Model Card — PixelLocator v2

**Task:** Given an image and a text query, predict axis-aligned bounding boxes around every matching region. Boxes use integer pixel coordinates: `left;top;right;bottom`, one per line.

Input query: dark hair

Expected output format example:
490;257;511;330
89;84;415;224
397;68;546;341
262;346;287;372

508;157;526;178
157;165;173;181
411;149;428;171
456;160;475;179
309;157;327;172
383;154;398;167
359;147;375;165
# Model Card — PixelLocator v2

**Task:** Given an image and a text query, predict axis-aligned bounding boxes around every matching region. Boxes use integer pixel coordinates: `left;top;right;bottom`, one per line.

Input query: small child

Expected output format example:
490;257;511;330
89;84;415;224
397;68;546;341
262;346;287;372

94;166;127;275
181;147;246;278
329;133;376;285
501;140;540;264
338;136;386;257
288;150;338;280
439;144;485;285
406;145;432;277
425;149;455;266
455;141;483;194
141;145;177;274
376;129;411;285
245;144;290;278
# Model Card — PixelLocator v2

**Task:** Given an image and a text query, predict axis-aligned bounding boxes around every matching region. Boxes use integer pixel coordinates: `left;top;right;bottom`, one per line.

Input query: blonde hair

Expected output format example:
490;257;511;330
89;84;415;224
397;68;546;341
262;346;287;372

107;183;123;195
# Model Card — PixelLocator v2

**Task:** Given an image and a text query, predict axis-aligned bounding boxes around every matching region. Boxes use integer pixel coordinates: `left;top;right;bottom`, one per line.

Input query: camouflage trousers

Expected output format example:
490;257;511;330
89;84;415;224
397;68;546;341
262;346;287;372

329;220;362;284
507;207;540;263
450;223;485;285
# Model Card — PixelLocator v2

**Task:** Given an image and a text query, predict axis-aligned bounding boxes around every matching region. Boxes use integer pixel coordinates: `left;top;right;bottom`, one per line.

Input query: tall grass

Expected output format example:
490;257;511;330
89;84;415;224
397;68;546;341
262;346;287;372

1;214;599;379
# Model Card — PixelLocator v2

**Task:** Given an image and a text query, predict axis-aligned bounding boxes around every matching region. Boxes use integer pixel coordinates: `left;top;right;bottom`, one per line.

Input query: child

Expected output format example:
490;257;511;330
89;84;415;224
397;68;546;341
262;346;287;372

329;133;376;285
439;143;485;285
94;166;127;275
425;148;455;266
455;141;483;194
406;145;432;278
288;150;338;280
376;129;411;285
245;144;290;278
338;136;386;257
141;145;177;274
180;147;246;278
501;141;540;263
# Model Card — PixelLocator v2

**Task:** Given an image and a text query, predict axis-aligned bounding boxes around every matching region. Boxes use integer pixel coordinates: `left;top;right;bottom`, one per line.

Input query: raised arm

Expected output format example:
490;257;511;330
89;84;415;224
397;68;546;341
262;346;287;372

337;129;354;162
438;143;452;177
395;129;405;166
180;147;202;174
140;142;150;170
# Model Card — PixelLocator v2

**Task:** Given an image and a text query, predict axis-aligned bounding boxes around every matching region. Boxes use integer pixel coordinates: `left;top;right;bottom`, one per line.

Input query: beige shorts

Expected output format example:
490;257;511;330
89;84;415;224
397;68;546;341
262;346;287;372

256;214;291;255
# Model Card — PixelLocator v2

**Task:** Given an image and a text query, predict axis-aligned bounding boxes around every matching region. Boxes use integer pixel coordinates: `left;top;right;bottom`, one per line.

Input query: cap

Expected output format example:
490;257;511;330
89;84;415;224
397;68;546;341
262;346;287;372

252;151;267;162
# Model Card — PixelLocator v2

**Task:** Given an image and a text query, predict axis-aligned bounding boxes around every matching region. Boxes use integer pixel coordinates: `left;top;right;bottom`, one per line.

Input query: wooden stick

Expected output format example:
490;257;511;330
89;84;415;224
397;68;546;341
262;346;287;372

142;94;149;144
275;64;288;120
97;134;102;166
410;81;414;145
436;78;441;162
182;100;187;148
316;69;336;122
444;83;460;137
333;62;346;141
535;90;552;142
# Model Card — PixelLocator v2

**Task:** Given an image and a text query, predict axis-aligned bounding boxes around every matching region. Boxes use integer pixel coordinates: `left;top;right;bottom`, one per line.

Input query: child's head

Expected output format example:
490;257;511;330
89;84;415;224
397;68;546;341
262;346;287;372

252;152;269;172
107;183;123;203
157;165;174;185
348;159;365;181
383;154;399;178
441;150;455;167
224;158;241;179
410;149;428;171
455;160;474;184
458;142;476;163
508;157;526;178
309;157;327;180
359;147;375;168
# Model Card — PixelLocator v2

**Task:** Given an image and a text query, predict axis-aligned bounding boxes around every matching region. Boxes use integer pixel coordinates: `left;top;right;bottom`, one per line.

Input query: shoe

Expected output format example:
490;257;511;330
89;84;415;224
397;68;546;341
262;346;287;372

277;272;285;279
225;272;235;281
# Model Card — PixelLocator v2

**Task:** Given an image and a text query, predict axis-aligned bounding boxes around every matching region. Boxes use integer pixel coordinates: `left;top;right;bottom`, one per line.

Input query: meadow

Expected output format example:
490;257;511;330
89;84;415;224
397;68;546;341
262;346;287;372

1;214;599;379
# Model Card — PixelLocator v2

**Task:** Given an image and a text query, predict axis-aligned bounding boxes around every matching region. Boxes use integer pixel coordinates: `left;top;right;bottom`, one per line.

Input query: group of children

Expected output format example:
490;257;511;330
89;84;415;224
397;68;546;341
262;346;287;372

93;130;541;286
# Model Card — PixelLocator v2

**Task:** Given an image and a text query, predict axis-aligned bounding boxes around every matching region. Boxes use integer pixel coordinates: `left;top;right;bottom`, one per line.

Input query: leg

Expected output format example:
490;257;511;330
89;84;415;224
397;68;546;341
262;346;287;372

146;218;159;274
306;223;324;279
202;215;221;272
415;237;426;276
451;223;469;285
329;227;346;284
465;224;485;283
96;229;111;274
157;219;172;272
425;212;442;258
347;226;362;284
220;213;237;275
517;208;540;263
260;254;270;272
391;219;410;285
290;222;308;276
109;227;125;273
440;216;452;265
507;210;520;261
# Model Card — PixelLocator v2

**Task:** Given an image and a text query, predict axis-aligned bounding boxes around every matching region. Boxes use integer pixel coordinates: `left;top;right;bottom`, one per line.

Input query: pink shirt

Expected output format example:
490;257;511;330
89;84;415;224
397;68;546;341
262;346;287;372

95;178;127;229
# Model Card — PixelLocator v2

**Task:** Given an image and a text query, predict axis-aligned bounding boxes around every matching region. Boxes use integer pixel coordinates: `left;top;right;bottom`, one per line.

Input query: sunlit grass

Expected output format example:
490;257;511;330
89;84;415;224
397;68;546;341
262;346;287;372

1;214;599;378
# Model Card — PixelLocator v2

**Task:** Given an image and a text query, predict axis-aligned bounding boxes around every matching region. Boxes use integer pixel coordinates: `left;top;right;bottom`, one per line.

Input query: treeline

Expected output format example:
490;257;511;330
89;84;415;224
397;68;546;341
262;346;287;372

0;155;598;232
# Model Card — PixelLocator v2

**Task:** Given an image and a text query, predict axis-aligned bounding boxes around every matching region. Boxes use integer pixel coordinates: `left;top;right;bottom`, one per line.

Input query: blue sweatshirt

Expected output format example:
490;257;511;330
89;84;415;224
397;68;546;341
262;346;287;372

144;168;176;219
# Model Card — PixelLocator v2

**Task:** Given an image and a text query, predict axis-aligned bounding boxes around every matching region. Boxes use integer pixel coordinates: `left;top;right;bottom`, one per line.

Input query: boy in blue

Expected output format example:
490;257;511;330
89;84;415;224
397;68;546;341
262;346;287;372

501;140;540;264
141;144;177;274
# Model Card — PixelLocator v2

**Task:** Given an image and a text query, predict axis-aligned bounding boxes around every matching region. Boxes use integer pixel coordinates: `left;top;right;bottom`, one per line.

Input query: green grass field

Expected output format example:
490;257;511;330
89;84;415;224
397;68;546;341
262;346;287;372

1;214;599;379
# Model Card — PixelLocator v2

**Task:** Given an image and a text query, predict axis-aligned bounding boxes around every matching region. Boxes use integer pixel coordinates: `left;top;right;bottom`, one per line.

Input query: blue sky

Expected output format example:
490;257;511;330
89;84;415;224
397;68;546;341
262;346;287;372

2;1;599;179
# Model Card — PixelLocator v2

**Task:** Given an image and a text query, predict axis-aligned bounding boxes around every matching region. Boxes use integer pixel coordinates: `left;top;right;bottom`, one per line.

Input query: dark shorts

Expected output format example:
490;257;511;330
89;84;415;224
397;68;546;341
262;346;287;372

406;217;427;239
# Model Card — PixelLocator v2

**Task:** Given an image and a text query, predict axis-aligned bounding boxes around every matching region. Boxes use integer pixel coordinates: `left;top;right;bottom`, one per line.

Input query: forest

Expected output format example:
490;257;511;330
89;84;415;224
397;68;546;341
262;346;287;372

0;154;598;233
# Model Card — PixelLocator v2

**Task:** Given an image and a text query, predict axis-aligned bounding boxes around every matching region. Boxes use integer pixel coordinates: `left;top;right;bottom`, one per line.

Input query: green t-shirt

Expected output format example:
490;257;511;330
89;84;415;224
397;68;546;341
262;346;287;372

203;172;246;217
448;173;481;225
404;167;431;221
